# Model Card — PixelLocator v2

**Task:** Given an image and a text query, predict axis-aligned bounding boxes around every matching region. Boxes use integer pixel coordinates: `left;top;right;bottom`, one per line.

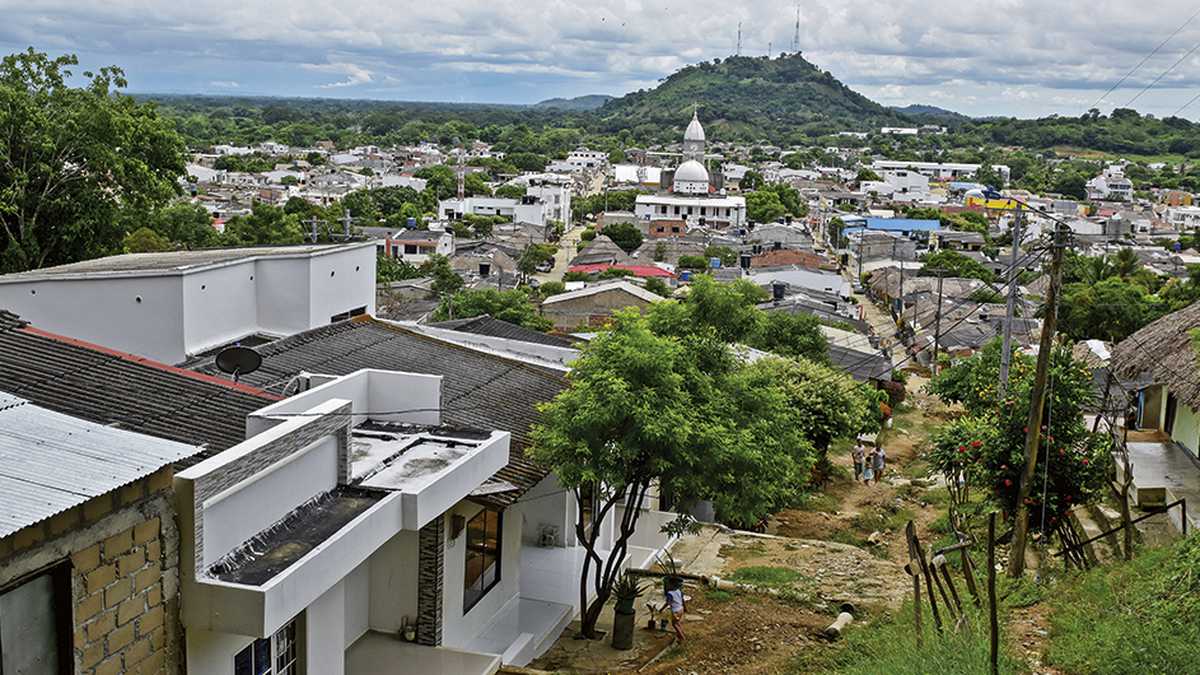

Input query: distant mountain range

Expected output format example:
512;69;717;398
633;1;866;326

533;94;614;111
888;104;971;122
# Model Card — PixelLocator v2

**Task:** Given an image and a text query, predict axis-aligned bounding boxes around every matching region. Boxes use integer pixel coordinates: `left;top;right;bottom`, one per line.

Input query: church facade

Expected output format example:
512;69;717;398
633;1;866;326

634;111;747;232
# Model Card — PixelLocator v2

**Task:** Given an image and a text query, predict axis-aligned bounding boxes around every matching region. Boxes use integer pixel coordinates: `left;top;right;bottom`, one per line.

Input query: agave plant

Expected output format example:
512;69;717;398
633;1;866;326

613;572;645;615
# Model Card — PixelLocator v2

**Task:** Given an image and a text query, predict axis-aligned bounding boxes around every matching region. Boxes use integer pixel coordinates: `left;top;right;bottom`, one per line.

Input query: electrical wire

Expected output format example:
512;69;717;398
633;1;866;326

1089;6;1200;111
1125;37;1200;108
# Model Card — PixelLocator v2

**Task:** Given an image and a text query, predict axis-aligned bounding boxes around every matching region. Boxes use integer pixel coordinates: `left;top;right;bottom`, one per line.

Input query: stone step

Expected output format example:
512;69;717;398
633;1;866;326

1069;506;1117;565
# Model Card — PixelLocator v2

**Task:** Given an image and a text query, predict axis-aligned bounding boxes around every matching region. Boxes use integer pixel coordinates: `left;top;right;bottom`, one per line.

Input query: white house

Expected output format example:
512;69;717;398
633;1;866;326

870;160;1011;185
1167;205;1200;230
175;365;675;674
512;174;573;225
634;194;748;230
439;197;549;227
1087;166;1134;202
0;243;377;365
383;230;456;265
564;148;609;171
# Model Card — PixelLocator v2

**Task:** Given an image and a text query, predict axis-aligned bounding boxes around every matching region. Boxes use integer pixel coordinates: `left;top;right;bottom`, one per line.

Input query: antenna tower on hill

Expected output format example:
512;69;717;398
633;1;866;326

736;22;742;56
793;2;801;52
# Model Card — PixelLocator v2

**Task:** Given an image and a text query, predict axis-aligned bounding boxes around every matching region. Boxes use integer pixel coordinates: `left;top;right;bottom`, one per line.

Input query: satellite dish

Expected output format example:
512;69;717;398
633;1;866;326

215;346;262;382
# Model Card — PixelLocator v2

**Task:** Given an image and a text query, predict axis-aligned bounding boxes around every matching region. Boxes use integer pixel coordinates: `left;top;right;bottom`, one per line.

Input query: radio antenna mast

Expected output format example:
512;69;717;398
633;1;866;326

736;22;742;56
793;2;801;53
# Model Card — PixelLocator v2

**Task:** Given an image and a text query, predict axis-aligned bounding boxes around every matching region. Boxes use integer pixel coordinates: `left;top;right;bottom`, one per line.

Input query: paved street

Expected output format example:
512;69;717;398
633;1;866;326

533;224;585;284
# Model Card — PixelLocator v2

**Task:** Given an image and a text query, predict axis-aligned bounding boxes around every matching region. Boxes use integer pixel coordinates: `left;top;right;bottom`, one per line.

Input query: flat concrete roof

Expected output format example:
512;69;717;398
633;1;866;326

0;243;375;283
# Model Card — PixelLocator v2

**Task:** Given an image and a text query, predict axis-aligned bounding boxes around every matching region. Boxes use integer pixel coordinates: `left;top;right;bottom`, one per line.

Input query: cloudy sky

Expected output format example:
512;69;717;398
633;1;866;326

5;0;1200;119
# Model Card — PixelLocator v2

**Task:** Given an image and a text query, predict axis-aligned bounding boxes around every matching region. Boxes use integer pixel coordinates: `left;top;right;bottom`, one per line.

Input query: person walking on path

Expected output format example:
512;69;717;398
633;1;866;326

851;442;866;481
873;445;887;482
665;584;686;642
862;449;876;486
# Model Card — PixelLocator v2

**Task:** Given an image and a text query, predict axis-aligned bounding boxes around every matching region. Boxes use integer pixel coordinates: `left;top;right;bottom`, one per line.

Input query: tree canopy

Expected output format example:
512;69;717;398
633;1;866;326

0;49;187;272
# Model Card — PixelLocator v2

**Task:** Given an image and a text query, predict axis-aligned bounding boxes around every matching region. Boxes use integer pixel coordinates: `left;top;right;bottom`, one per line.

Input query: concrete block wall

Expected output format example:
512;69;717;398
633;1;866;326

0;467;180;675
416;516;445;646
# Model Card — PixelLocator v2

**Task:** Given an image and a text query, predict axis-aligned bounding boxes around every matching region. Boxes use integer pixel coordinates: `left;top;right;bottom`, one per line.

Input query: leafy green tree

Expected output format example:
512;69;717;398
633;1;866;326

1111;247;1141;278
919;249;996;283
927;341;1111;534
222;204;304;246
0;49;187;272
539;280;567;297
740;169;764;191
677;255;709;270
419;254;464;296
704;245;738;267
1058;278;1161;343
855;168;881;183
601;221;643;254
414;165;457;200
433;287;551;331
494;183;526;199
750;311;829;363
529;311;819;637
123;227;172;253
120;202;221;249
376;255;422;284
644;277;671;297
746;190;787;224
517;243;556;277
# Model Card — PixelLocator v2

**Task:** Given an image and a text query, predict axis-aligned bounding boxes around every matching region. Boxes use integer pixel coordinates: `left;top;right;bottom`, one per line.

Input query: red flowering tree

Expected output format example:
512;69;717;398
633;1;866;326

928;340;1112;536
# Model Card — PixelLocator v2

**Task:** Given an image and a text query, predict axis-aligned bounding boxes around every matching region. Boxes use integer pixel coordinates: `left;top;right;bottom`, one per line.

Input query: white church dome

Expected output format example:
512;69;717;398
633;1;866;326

684;112;706;143
674;159;709;184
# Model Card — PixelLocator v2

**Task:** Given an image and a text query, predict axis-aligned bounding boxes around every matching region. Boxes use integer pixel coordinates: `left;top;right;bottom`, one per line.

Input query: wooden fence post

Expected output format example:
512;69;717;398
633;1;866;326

905;521;922;646
988;512;999;675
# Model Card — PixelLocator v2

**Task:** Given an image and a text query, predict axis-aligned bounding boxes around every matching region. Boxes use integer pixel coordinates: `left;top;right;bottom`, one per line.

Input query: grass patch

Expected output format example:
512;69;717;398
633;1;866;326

705;588;736;603
793;491;841;513
718;540;767;561
790;602;1026;674
728;565;804;587
1044;535;1200;674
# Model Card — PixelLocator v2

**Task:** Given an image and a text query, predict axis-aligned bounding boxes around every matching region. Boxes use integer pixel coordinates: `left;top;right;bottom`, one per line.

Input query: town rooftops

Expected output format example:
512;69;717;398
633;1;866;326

1112;299;1200;410
540;280;665;306
429;314;579;348
190;316;566;507
0;243;374;282
0;391;200;537
566;263;675;278
0;310;280;461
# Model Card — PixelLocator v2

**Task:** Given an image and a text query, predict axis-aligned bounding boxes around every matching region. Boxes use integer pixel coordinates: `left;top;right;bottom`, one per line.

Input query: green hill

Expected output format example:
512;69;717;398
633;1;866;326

595;53;909;142
533;94;614;111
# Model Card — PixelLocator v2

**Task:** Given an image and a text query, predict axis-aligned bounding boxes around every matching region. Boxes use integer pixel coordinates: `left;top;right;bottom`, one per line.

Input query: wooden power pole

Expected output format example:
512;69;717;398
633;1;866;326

1008;222;1067;578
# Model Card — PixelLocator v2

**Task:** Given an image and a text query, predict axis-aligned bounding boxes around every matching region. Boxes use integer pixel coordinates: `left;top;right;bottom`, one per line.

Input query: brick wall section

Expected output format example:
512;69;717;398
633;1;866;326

0;467;179;675
189;403;352;575
416;516;445;646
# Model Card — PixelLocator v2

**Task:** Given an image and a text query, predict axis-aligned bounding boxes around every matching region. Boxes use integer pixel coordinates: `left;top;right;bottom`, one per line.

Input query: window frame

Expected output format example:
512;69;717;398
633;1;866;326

234;618;300;675
0;561;73;675
462;508;503;613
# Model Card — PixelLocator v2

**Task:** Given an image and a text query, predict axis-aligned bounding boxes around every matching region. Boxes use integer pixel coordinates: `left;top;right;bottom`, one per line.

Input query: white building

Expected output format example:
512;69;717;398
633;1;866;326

882;169;931;196
383;230;456;265
564;148;609;171
1087;166;1134;202
439;197;549;227
176;368;519;674
0;244;377;365
512;174;573;225
870;160;1011;185
175;360;676;674
880;127;919;136
635;194;747;230
633;112;748;229
1166;205;1200;230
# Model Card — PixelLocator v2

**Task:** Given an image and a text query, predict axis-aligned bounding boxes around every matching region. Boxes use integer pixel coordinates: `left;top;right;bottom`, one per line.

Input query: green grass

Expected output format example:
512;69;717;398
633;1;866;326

728;565;805;587
790;602;1027;674
705;588;736;603
1044;535;1200;674
794;491;841;513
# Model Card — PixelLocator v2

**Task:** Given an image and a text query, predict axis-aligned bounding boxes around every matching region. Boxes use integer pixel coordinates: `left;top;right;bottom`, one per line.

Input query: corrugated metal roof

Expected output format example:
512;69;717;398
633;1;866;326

0;392;201;538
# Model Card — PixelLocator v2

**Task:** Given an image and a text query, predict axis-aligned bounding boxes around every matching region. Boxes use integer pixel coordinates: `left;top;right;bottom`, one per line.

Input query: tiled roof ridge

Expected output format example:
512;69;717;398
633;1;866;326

17;326;283;401
360;316;569;384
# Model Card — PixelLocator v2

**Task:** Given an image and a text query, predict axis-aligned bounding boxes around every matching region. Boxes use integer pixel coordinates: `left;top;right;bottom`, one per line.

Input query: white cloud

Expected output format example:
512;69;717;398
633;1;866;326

5;0;1200;116
301;61;373;88
209;80;239;88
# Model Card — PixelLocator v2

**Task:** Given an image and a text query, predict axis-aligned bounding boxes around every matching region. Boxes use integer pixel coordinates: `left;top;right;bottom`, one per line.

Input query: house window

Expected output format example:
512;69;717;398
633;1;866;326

234;620;298;675
463;508;503;612
0;565;72;675
404;244;418;254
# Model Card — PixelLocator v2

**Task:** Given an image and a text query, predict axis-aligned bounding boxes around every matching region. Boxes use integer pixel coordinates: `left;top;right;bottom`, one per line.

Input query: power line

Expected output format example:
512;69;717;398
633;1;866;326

1125;35;1200;108
1089;6;1200;110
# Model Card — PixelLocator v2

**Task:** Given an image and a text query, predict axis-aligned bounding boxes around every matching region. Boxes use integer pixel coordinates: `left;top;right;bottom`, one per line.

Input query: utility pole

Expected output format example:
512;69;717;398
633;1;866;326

932;270;945;375
340;209;354;240
304;216;322;244
998;207;1023;397
1008;221;1068;578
